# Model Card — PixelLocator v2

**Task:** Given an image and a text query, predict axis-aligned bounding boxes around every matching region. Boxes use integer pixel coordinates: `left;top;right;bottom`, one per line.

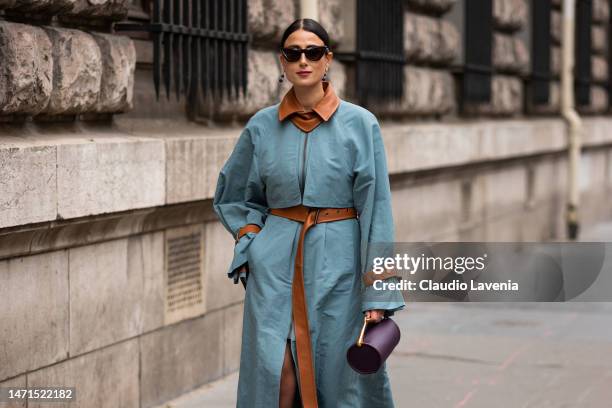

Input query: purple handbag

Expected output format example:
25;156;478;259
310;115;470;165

346;315;401;374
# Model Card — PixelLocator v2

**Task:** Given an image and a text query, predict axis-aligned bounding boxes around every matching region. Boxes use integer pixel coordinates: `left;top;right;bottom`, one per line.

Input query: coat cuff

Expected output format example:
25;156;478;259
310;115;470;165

361;276;406;316
227;231;258;284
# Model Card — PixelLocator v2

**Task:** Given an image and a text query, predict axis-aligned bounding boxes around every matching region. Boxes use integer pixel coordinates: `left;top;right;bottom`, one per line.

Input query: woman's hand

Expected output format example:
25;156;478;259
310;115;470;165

365;309;385;323
238;265;248;289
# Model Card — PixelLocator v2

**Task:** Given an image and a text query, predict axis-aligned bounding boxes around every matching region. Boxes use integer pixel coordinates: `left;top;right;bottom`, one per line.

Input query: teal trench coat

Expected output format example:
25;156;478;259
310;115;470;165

213;99;406;407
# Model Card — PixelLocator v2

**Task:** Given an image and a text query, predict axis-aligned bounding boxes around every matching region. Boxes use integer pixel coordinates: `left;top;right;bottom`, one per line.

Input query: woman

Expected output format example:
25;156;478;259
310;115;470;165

213;18;406;408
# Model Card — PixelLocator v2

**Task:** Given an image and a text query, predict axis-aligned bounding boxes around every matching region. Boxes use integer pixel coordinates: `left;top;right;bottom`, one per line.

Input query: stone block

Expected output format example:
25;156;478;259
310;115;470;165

592;0;610;23
0;22;52;116
579;150;608;192
592;55;608;82
404;13;459;65
481;166;527;220
591;25;607;54
405;0;457;14
531;159;566;206
0;251;69;382
551;9;561;44
392;179;463;242
0;375;26;408
165;130;241;204
493;0;527;32
404;66;455;114
59;0;128;21
140;311;224;408
68;234;164;356
203;221;245;311
166;136;211;204
41;27;102;116
527;81;561;114
439;19;461;62
131;232;166;332
91;33;135;113
578;85;609;114
478;119;566;159
248;0;296;46
551;46;560;76
375;66;455;116
591;86;608;112
319;0;345;46
27;339;139;408
480;207;535;241
203;49;281;121
583;117;612;146
223;303;244;375
464;75;523;116
3;0;74;14
56;137;165;219
328;61;346;99
0;144;57;228
493;33;529;74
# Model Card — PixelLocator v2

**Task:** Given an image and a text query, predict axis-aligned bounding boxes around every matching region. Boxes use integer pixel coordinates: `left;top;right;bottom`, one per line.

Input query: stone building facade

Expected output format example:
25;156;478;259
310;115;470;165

1;0;612;407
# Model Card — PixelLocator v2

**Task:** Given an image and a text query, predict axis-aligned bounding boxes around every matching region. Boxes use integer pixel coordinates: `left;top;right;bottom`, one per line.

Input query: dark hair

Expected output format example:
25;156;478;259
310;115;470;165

279;18;331;50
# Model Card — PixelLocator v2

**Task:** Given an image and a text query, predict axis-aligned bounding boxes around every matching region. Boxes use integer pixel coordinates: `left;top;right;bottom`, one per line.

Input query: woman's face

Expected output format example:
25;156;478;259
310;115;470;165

279;29;333;87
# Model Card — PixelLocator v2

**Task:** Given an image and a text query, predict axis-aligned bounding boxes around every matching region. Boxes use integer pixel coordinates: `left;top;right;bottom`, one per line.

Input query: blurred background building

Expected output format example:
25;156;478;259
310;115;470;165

1;0;611;407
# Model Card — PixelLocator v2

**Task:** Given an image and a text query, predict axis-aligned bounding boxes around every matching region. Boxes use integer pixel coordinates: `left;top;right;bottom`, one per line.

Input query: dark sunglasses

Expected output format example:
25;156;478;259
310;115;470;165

280;46;329;62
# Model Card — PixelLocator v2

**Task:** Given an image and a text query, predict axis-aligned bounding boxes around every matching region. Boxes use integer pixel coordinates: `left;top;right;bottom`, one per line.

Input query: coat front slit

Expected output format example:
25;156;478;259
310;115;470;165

213;99;406;407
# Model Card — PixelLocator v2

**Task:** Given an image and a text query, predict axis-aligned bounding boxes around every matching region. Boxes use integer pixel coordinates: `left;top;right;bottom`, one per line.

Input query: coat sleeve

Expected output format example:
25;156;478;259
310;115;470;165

353;117;406;316
213;124;268;284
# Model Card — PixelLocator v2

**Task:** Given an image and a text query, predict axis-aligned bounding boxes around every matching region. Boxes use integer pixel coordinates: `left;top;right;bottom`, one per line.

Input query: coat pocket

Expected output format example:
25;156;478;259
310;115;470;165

245;223;266;266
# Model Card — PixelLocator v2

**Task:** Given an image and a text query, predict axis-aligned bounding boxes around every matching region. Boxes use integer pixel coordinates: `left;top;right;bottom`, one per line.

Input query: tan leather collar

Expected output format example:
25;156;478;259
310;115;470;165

278;80;340;127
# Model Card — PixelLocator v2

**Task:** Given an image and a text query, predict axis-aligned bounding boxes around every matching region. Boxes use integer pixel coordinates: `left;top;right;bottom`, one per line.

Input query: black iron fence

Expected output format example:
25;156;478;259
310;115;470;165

575;0;593;106
116;0;250;102
463;0;493;103
354;0;405;104
530;0;552;105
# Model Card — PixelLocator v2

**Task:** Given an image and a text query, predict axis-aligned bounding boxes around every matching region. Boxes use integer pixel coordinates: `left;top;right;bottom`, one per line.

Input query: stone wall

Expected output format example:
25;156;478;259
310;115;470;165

0;1;135;122
0;210;245;408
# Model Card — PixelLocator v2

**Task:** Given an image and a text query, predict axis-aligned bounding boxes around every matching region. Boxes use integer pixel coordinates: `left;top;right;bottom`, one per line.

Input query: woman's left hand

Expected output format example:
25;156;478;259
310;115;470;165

365;309;385;323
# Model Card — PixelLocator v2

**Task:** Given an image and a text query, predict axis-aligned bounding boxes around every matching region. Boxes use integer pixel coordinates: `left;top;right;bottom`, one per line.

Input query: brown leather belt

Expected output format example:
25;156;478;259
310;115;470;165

235;224;262;242
269;204;358;408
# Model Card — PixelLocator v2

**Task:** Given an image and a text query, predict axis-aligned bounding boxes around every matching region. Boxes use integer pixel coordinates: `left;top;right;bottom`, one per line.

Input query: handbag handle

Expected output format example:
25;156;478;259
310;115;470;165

357;315;376;347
